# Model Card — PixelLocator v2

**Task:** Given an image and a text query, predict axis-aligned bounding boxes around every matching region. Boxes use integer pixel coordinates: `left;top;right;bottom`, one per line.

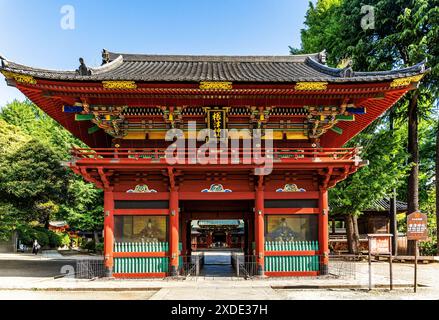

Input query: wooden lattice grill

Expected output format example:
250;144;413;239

228;107;252;116
122;107;164;116
181;107;204;116
270;107;308;116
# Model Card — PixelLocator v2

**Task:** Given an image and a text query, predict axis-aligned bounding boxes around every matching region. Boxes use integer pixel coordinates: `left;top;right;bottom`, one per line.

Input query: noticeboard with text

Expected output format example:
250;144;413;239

407;212;428;241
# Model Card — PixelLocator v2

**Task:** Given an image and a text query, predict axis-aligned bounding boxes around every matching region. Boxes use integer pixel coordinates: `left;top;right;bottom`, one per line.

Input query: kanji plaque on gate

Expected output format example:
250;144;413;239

207;108;227;139
407;211;428;241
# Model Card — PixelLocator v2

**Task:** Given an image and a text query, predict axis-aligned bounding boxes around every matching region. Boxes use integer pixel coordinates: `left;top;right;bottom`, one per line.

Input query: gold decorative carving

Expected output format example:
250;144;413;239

1;71;37;85
276;184;306;192
295;82;328;91
127;184;157;193
199;81;233;90
390;75;424;88
102;81;137;90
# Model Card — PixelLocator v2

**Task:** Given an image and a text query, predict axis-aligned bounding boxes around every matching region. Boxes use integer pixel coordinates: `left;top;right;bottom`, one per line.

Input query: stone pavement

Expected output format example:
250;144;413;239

0;253;437;300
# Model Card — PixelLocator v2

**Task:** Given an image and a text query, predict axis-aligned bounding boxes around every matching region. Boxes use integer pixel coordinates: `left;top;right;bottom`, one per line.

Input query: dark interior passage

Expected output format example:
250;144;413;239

179;200;254;277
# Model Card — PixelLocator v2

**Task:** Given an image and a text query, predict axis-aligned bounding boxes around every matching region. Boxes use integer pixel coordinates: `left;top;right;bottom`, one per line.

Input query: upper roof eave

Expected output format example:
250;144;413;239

0;50;429;84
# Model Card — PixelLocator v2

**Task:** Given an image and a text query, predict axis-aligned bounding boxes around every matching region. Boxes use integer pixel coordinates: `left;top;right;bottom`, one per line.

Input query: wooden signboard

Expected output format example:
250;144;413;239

407;212;428;241
367;234;393;291
368;233;392;255
406;211;428;293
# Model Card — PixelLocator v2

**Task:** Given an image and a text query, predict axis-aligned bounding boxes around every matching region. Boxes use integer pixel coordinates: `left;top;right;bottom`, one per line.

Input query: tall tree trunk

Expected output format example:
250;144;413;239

345;215;360;254
44;215;50;229
93;231;100;244
389;110;398;255
436;118;439;256
407;91;419;256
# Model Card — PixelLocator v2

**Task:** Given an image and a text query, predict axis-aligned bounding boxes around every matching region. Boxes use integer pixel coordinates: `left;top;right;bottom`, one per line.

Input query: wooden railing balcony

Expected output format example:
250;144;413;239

71;147;362;164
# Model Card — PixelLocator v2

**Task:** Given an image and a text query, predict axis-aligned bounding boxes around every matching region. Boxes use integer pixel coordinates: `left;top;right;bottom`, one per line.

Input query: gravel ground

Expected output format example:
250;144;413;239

0;253;437;300
276;287;439;300
0;290;158;300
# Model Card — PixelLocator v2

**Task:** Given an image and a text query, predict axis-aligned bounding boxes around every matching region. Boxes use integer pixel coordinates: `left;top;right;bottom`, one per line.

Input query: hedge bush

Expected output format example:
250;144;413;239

95;243;104;253
81;240;96;252
17;226;66;248
60;233;71;247
419;238;437;256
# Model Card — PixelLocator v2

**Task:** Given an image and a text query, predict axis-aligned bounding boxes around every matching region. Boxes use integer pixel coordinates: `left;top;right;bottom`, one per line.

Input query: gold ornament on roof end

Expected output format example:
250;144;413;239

1;71;37;85
390;75;424;88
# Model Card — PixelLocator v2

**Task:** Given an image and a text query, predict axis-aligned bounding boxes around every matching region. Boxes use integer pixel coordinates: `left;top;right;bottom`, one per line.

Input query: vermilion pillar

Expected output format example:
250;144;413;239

247;217;254;255
181;216;187;257
319;188;329;275
169;190;179;276
103;190;114;277
255;188;265;276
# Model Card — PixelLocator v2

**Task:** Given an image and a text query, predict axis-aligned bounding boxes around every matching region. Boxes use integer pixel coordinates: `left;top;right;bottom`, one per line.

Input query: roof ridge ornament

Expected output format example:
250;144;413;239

318;50;327;65
102;49;110;65
419;58;427;73
76;57;92;76
0;55;6;68
340;60;354;78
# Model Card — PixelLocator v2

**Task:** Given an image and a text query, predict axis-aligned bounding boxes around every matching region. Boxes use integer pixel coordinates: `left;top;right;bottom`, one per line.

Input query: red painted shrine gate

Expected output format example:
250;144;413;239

0;50;426;277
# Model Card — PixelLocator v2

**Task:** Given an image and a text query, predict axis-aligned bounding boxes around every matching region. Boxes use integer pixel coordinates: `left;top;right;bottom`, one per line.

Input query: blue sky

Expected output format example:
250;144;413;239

0;0;313;106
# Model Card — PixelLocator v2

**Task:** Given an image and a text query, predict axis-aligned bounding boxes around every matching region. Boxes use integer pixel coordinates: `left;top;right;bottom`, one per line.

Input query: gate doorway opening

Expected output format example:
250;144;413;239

180;200;254;277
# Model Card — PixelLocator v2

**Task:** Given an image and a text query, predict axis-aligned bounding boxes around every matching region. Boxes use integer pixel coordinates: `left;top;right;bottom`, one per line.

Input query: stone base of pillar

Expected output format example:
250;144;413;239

170;265;178;276
257;265;264;276
320;264;329;275
105;267;113;278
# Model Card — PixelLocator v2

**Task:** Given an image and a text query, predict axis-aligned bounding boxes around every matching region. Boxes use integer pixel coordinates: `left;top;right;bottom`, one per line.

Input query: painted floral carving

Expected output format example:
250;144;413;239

127;184;157;193
201;184;232;193
276;184;306;192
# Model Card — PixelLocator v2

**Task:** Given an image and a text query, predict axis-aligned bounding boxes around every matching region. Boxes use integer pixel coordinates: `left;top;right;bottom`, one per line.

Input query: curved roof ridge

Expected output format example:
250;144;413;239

90;55;123;75
306;55;428;78
354;59;427;76
106;50;324;63
1;57;77;74
0;54;124;77
305;56;342;77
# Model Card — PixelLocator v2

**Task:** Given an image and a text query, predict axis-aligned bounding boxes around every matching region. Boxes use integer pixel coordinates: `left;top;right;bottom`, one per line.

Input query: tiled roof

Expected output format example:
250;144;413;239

0;49;428;83
331;198;407;213
365;199;408;212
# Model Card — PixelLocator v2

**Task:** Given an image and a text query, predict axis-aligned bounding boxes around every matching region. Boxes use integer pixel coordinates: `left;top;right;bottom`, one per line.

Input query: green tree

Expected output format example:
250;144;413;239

0;100;104;241
330;122;410;253
0;119;31;240
0;137;68;227
0;100;81;159
60;179;104;233
298;0;439;254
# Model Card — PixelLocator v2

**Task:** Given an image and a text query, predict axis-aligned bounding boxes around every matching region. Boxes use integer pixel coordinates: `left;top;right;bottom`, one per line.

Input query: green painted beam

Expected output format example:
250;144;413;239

336;114;355;121
88;125;100;134
330;126;343;135
75;114;94;121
